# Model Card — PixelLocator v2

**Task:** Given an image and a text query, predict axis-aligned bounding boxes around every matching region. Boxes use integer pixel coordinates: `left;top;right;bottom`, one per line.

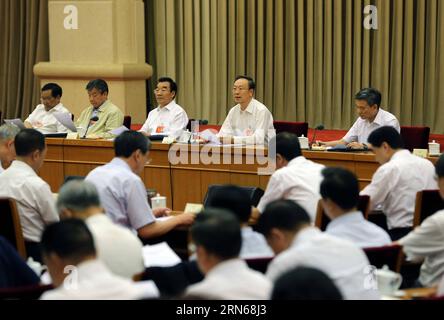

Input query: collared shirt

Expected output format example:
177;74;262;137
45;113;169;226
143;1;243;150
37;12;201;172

76;100;124;139
139;100;188;138
0;160;59;242
218;98;276;145
343;108;400;144
399;210;444;287
85;158;155;231
86;214;145;279
40;260;154;300
326;211;391;248
257;156;325;221
360;150;437;229
185;258;272;300
25;103;71;134
266;227;380;300
241;227;274;259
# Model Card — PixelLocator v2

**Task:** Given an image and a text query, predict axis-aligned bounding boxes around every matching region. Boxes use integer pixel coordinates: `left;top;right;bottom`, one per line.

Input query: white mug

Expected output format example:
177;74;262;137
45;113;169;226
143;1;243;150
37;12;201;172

376;266;403;296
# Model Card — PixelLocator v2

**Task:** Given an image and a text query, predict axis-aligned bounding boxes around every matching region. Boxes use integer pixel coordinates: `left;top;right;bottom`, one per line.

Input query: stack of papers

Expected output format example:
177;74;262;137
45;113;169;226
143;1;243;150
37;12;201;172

142;242;182;268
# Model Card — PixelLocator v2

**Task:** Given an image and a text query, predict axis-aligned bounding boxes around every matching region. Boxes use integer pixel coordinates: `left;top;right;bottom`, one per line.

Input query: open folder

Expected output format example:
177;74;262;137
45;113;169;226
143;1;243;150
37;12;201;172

4;119;26;129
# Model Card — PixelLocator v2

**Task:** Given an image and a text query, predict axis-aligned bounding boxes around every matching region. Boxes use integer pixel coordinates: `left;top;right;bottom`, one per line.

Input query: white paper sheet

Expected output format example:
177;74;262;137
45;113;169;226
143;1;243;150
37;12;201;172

53;112;77;132
142;242;182;268
110;126;129;136
4;119;26;129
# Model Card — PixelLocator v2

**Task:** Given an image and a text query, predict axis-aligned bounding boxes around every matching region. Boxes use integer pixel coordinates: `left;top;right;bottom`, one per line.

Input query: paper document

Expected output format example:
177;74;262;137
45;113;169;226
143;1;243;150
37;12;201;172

199;129;221;144
142;242;182;268
4;119;26;129
53;112;77;132
110;126;129;136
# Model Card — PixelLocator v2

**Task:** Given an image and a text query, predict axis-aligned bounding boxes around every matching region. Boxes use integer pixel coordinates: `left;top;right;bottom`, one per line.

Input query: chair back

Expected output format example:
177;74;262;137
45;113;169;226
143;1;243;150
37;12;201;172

400;126;430;151
245;257;273;274
363;244;403;273
413;190;444;227
273;121;309;137
314;195;370;231
0;198;27;259
123;115;132;129
203;185;264;208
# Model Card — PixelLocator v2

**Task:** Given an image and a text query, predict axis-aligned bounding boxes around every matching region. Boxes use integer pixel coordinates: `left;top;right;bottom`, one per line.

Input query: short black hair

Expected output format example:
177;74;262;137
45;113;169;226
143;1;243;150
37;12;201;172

269;132;302;162
157;77;178;95
235;75;256;91
256;200;311;237
271;267;343;300
191;208;242;260
355;88;382;108
367;126;404;149
86;79;109;94
436;154;444;178
42;83;62;98
206;185;252;223
320;167;359;210
14;129;46;156
40;219;96;262
114;131;151;158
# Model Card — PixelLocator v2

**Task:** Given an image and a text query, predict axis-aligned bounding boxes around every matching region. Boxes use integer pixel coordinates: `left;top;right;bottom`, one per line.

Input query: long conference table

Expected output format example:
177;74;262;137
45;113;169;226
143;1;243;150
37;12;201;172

40;139;438;211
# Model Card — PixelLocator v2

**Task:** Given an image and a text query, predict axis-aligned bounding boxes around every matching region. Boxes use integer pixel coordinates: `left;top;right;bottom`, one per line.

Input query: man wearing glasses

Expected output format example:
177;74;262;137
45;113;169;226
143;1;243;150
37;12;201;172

24;83;72;134
139;77;188;139
218;76;275;145
316;88;400;150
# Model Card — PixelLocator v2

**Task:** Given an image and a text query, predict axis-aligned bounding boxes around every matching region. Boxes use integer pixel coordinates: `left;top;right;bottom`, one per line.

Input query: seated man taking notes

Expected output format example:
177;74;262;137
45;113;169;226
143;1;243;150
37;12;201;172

25;83;71;134
139;77;188;139
217;76;275;145
76;79;124;139
316;88;400;150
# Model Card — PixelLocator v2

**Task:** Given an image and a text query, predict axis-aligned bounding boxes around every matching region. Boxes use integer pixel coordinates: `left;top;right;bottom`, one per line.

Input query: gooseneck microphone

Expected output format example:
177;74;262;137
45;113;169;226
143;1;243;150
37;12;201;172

82;116;99;139
310;124;325;146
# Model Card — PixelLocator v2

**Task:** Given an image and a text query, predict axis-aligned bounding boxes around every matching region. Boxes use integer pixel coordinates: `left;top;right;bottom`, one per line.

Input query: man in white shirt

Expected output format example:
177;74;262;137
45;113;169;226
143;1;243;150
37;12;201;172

139;77;188;139
218;76;275;145
206;185;273;258
0;129;59;262
254;132;325;222
85;131;195;239
56;180;145;279
0;123;20;173
40;219;155;300
317;88;400;149
185;209;272;299
24;83;71;134
397;154;444;288
360;126;437;240
321;167;391;248
257;200;380;300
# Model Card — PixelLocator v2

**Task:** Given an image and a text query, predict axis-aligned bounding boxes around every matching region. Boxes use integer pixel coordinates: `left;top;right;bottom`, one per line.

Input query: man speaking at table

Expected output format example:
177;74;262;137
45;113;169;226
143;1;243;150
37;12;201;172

315;88;400;150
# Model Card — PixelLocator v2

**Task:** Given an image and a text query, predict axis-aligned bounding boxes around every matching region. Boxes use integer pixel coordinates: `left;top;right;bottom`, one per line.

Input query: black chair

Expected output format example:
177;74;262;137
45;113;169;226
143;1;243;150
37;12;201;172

61;176;85;188
186;119;209;132
245;257;273;274
273;121;309;137
413;190;444;227
400;126;430;152
203;185;264;208
363;244;403;273
123;115;132;130
0;198;26;259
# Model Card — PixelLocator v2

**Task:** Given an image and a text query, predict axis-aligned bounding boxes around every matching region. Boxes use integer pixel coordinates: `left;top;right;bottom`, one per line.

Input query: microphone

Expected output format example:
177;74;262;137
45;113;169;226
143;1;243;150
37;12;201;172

82;116;99;139
310;124;325;146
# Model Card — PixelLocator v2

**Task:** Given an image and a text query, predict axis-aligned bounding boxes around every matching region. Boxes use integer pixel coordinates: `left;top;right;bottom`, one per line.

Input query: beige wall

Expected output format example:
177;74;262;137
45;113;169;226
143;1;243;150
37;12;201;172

34;0;151;124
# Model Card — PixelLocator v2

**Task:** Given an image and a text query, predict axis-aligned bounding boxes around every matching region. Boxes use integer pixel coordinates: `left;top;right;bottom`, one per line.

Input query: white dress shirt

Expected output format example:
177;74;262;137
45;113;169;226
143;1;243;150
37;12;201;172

40;260;155;300
185;258;272;299
257;156;325;221
361;150;437;229
85;158;155;231
25;103;71;134
326;211;391;248
218;98;276;145
0;164;4;174
0;160;59;242
399;210;444;287
86;214;145;279
266;227;380;300
343;108;400;144
241;227;274;259
139;100;188;138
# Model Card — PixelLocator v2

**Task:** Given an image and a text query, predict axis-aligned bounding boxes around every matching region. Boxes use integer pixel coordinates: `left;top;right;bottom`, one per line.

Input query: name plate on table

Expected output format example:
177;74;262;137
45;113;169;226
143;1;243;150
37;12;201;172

66;132;79;140
413;149;428;158
184;203;204;214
